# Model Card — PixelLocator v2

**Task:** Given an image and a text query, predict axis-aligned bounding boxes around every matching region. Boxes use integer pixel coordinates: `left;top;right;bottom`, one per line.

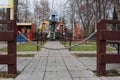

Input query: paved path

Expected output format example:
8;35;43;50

14;41;99;80
0;41;120;80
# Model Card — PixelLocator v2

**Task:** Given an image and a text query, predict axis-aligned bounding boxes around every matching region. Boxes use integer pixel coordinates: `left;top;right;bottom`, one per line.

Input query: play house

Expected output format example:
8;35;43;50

16;23;35;42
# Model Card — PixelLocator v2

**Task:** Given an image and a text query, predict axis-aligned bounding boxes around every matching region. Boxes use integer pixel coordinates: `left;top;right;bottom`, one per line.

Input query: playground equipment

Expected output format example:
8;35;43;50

49;15;67;40
0;20;17;74
16;23;35;42
49;15;57;40
38;20;50;33
38;20;49;43
73;22;83;41
97;19;120;75
55;22;66;40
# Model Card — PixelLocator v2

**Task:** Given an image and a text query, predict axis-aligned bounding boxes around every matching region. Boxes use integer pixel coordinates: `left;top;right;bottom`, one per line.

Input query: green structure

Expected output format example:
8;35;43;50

49;15;56;40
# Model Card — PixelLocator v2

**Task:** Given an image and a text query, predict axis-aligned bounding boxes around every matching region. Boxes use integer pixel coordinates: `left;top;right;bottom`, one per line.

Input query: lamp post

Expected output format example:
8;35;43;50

63;32;66;45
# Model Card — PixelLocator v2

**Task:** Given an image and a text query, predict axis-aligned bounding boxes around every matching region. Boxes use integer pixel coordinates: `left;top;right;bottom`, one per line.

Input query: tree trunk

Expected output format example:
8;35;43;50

14;0;18;21
113;7;118;20
114;0;120;20
6;9;10;20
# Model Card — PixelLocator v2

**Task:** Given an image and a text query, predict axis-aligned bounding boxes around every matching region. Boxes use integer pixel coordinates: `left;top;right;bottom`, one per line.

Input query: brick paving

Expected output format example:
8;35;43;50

0;41;120;80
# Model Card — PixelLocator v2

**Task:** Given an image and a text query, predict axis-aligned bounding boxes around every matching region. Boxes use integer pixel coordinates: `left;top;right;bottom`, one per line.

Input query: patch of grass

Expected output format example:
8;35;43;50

17;42;38;51
64;41;115;51
70;45;97;51
17;54;35;57
0;42;44;52
81;41;96;45
63;41;96;45
73;53;96;58
107;69;120;76
66;45;114;51
0;71;21;78
0;47;7;52
94;69;120;76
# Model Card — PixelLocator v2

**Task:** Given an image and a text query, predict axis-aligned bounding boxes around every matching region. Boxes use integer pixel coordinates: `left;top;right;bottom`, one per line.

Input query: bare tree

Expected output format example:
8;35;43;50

114;0;120;20
17;0;32;22
68;0;113;38
34;0;50;26
14;0;18;21
0;9;6;20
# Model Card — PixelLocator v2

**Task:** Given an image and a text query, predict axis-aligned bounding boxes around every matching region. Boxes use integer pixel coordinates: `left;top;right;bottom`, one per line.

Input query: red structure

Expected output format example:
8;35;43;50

73;22;83;41
55;22;65;32
16;23;35;42
0;20;17;74
97;19;120;75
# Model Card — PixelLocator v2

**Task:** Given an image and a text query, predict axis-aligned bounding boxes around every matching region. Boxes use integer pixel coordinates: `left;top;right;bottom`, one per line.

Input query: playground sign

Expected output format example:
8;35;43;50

0;0;13;8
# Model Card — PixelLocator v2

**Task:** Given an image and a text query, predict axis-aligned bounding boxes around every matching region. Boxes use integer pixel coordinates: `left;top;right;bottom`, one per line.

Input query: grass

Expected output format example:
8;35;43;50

64;41;115;51
69;45;114;51
0;42;44;52
107;69;120;76
94;69;120;76
0;71;20;78
17;42;39;51
63;41;96;45
71;45;96;51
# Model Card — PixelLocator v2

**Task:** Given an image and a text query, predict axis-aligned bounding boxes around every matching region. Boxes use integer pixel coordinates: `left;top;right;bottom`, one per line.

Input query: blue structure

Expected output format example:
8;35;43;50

16;33;27;42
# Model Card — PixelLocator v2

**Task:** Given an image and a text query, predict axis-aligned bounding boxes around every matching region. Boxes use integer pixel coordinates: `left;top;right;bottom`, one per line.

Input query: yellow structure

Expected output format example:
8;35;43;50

39;21;50;30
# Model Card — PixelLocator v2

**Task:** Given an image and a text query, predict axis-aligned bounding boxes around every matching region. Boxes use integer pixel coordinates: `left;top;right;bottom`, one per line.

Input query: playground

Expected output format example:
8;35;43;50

0;0;120;80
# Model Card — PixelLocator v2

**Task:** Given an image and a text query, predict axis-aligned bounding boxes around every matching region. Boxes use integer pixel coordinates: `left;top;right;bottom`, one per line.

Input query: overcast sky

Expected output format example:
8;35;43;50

1;0;68;16
31;0;68;16
0;0;8;6
48;0;68;16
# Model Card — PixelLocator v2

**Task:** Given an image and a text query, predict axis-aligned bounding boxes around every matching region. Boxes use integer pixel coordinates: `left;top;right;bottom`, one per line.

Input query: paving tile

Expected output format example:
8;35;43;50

73;78;80;80
100;77;120;80
15;74;30;80
44;71;57;80
79;78;101;80
69;70;97;78
0;79;14;80
46;66;57;72
28;72;44;80
57;71;72;80
2;41;120;80
56;66;67;71
100;77;108;80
